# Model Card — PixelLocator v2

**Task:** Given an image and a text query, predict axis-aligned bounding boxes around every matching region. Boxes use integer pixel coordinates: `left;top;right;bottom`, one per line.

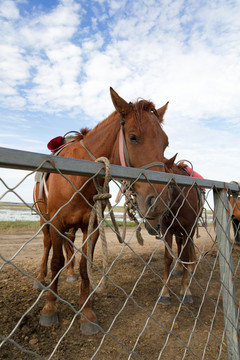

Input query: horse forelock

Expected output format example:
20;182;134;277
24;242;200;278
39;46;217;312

83;99;158;137
126;99;156;133
133;99;156;120
134;99;156;112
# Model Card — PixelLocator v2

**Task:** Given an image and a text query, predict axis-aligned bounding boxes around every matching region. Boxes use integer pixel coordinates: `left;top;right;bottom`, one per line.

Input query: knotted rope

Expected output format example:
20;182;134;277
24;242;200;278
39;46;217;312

87;157;123;293
122;190;144;245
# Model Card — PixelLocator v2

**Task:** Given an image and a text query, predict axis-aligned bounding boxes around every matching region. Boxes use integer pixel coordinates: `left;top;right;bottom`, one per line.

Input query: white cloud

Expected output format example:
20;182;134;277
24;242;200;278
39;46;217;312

0;0;83;111
25;43;83;110
19;0;81;48
0;44;29;99
0;0;19;20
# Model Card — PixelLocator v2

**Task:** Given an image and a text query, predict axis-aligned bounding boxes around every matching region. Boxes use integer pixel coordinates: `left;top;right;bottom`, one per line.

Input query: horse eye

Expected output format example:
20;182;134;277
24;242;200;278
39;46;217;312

129;134;138;143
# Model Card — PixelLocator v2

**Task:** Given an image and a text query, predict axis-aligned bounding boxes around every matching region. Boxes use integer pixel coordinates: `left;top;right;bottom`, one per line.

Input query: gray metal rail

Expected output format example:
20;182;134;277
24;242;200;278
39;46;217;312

0;147;239;192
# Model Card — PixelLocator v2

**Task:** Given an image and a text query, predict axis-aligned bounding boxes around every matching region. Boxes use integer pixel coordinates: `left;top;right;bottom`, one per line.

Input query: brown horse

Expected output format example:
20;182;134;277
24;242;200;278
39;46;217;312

33;87;170;335
229;195;240;244
150;156;200;304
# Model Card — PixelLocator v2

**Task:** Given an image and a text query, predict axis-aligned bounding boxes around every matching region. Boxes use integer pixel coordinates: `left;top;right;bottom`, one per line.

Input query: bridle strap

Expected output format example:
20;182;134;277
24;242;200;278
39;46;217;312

119;114;164;170
140;162;164;170
119;115;131;167
119;122;127;167
80;116;164;170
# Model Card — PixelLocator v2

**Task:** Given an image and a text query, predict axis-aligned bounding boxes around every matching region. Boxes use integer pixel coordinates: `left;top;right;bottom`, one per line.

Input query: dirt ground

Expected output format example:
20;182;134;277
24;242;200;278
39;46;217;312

0;225;239;359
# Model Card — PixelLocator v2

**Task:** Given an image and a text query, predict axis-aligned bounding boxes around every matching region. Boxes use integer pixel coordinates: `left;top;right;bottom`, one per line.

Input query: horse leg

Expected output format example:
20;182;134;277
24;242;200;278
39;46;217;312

39;226;65;326
179;238;194;304
232;216;240;245
33;222;51;289
172;235;183;277
79;228;100;335
159;234;173;304
64;228;79;282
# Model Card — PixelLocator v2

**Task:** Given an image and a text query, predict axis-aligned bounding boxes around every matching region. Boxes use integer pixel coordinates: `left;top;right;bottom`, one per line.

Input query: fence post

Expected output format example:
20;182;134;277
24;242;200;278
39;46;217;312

213;188;240;360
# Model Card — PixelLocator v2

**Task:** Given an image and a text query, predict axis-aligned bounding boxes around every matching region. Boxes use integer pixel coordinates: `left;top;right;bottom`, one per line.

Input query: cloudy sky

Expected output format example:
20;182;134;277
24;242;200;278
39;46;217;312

0;0;240;204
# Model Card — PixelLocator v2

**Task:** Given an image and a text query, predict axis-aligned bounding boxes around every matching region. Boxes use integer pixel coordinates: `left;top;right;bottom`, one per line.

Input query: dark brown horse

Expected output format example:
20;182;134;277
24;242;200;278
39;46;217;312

148;156;200;304
229;195;240;245
33;87;170;335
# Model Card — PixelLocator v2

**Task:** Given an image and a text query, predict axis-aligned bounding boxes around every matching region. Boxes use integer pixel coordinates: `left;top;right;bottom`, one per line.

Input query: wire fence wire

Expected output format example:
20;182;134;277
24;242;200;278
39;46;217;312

0;147;240;360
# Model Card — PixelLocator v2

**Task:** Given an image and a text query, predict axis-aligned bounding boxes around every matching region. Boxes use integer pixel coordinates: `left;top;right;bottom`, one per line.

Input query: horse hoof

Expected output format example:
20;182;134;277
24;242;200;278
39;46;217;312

158;296;171;305
180;295;193;304
39;313;59;327
81;320;99;335
172;269;183;277
33;281;45;290
66;275;79;282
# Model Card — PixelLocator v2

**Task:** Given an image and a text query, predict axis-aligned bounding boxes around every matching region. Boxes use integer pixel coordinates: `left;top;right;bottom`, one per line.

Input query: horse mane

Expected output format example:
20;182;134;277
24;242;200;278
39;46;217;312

164;159;188;175
175;161;189;175
74;128;91;142
176;161;187;170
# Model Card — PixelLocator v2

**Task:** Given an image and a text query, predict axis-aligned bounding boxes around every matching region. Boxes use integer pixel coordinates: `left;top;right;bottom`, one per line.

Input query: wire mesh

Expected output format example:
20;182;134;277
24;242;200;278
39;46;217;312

0;149;239;360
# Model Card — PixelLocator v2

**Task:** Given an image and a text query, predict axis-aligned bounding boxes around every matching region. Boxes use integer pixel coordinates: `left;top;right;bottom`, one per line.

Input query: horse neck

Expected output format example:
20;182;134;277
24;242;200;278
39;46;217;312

167;164;189;204
81;113;120;163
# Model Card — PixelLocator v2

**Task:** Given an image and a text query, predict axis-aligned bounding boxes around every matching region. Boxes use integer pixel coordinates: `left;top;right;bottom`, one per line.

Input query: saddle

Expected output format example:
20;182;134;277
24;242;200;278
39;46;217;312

35;134;76;200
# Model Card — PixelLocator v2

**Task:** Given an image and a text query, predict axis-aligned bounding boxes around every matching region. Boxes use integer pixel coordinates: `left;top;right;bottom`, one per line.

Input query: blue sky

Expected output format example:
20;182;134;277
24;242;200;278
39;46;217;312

0;0;240;203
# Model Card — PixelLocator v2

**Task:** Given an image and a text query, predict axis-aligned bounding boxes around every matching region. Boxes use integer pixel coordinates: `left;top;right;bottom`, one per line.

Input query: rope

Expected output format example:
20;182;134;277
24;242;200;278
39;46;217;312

87;157;123;293
122;190;144;246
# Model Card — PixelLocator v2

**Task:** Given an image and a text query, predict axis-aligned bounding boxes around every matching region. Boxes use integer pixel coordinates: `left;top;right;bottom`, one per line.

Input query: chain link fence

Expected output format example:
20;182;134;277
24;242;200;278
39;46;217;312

0;147;239;359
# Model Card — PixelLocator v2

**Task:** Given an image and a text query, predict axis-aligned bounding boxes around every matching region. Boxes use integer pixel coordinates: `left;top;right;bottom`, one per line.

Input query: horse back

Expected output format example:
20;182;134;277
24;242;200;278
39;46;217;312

230;196;240;221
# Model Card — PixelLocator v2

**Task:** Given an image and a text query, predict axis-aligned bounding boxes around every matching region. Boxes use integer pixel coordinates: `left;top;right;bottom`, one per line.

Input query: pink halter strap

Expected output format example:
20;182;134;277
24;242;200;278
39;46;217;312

119;129;127;167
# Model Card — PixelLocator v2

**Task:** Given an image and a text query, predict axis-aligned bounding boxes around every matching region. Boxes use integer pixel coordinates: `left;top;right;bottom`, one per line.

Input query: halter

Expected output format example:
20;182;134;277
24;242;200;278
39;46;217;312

80;112;168;241
118;112;165;170
80;112;165;171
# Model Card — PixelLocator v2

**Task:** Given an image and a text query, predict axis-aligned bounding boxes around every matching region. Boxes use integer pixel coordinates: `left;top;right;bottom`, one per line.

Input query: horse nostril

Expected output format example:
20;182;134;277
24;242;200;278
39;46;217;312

146;196;155;209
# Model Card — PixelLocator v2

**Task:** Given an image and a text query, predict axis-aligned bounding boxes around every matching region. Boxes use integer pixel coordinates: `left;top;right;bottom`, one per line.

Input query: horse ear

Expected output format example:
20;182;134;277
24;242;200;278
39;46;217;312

164;153;178;169
110;87;132;115
156;102;169;121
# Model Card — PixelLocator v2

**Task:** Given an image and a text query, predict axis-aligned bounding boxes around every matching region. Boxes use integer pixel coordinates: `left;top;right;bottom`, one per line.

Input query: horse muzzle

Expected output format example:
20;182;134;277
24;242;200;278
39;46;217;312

144;218;161;236
143;192;169;235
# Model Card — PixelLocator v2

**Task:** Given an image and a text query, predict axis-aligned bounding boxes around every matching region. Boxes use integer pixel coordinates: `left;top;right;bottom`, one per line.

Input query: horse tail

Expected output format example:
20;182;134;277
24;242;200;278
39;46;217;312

63;228;78;261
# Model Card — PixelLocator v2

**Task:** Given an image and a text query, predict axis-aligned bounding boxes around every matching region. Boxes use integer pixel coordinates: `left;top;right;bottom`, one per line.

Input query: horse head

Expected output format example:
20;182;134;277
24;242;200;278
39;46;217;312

140;153;178;235
110;87;170;235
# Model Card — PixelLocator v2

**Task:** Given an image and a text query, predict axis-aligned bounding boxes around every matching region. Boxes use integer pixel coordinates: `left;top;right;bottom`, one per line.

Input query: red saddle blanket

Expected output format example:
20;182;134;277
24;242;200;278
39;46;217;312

185;166;204;179
47;136;65;151
185;166;205;192
47;135;75;152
